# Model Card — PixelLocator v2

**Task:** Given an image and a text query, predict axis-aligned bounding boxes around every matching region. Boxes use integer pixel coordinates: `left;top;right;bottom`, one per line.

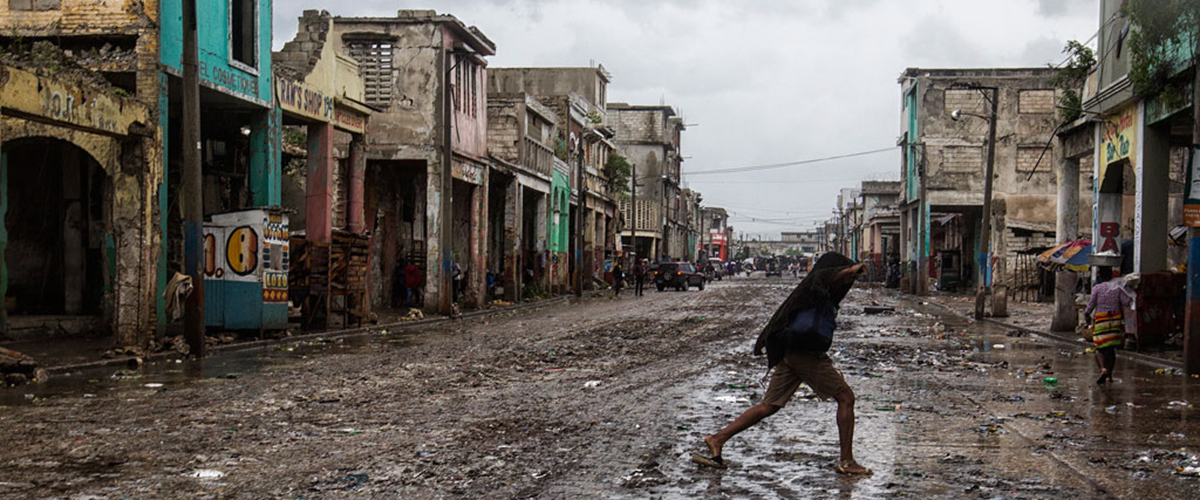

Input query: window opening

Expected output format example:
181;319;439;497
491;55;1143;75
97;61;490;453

348;41;395;107
230;0;257;70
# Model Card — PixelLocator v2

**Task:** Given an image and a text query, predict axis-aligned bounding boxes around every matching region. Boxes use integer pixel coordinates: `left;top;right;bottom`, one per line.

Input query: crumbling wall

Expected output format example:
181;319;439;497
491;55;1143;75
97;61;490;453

486;96;522;163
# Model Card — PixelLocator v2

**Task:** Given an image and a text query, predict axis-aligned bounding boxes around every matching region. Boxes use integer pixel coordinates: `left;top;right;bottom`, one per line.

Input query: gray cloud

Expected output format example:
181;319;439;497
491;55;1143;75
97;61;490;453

1037;0;1095;17
276;0;1098;238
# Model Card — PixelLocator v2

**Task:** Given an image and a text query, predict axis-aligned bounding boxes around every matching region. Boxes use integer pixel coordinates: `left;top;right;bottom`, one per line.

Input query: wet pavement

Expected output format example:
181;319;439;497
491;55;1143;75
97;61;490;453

1;276;1198;499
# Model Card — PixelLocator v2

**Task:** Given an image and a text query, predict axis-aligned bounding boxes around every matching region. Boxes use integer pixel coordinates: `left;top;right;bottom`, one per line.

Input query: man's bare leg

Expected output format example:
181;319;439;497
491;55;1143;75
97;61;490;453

834;388;871;474
704;403;780;458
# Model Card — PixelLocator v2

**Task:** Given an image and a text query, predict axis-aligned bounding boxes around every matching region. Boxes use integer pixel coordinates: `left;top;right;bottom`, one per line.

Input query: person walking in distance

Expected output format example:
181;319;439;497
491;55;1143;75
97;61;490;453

1086;266;1131;384
633;259;647;297
692;252;872;475
404;260;422;308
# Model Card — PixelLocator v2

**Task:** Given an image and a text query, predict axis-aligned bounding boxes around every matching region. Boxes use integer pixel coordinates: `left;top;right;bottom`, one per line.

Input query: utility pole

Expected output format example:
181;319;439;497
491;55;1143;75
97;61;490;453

182;0;205;357
974;86;999;320
440;51;457;315
630;162;637;259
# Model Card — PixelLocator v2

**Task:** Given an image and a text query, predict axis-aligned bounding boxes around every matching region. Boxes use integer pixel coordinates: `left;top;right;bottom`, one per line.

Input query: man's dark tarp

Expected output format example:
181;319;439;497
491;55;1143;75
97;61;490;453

753;252;858;369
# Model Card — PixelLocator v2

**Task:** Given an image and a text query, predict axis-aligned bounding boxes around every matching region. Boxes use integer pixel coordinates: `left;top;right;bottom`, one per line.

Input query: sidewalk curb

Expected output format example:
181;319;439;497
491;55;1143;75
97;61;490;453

912;297;1184;370
44;296;571;376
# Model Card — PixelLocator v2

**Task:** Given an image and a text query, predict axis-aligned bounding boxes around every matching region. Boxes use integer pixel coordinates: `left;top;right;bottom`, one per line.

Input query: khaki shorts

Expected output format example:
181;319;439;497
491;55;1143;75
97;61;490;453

762;350;850;407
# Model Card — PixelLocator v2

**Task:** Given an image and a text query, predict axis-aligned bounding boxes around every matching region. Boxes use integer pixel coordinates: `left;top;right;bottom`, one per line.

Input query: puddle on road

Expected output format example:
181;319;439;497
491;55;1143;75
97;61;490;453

0;329;419;407
623;288;1200;499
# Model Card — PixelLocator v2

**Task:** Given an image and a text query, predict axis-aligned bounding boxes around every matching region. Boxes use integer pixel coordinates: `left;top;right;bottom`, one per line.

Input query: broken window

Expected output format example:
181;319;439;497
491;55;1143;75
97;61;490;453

229;0;257;71
8;0;60;11
348;41;395;107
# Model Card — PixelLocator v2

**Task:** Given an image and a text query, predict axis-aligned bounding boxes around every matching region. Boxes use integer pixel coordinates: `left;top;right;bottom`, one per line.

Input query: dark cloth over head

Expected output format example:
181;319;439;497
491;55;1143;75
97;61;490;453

753;252;858;369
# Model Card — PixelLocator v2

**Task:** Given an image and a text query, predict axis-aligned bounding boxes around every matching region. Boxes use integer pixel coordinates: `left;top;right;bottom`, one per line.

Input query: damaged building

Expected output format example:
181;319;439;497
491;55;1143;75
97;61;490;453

898;68;1062;295
608;103;687;261
0;1;165;348
274;10;374;328
486;93;556;300
329;10;495;314
488;66;621;292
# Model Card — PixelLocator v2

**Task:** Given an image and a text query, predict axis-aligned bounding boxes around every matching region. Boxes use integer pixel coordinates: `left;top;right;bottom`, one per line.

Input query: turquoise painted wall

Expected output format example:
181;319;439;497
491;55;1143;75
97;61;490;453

904;85;918;202
160;0;274;105
158;1;279;330
550;170;571;253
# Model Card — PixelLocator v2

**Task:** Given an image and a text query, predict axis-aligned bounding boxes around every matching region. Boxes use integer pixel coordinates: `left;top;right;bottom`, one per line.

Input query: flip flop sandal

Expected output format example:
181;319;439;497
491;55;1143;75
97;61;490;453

835;461;873;475
691;453;727;469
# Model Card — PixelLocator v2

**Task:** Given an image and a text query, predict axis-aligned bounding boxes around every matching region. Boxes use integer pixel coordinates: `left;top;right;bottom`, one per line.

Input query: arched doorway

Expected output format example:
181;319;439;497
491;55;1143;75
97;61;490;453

3;137;109;320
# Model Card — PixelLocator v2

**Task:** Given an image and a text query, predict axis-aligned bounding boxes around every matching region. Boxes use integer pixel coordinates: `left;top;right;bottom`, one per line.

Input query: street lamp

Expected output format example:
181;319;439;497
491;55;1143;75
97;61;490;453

950;85;998;320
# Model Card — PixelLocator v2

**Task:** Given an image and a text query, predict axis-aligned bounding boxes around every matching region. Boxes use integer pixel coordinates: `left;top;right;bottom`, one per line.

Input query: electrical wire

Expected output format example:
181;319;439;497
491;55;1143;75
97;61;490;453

682;147;898;176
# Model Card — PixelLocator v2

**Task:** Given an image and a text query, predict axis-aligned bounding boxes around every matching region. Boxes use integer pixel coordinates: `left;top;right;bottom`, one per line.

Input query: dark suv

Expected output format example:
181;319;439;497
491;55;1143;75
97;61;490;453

655;262;706;291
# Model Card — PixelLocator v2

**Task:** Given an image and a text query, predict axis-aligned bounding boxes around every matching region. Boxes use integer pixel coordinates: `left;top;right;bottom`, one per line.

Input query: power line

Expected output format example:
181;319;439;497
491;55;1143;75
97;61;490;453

688;173;899;185
682;147;898;176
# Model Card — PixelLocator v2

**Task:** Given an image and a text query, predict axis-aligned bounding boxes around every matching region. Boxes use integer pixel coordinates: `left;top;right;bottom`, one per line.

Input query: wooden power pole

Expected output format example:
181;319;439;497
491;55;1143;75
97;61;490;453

182;0;205;357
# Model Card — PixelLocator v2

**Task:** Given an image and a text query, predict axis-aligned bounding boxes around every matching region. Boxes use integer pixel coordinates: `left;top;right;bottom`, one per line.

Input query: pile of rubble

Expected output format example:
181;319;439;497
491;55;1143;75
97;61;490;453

0;347;45;386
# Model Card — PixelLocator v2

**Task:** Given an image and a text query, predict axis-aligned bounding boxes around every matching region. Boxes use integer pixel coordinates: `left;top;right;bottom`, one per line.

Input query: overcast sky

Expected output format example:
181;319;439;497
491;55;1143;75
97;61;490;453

275;0;1099;239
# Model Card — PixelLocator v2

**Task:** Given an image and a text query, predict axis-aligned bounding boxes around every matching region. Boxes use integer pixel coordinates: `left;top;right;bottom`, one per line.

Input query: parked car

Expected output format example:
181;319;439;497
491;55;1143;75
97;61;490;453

707;258;726;281
655;262;706;291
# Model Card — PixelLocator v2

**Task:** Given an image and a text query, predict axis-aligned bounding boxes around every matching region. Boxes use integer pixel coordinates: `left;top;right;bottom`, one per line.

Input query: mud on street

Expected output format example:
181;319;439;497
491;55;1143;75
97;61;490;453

2;277;1199;499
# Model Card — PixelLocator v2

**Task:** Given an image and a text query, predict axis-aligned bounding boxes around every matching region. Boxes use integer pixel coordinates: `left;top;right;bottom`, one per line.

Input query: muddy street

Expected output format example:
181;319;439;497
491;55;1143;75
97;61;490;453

2;277;1199;499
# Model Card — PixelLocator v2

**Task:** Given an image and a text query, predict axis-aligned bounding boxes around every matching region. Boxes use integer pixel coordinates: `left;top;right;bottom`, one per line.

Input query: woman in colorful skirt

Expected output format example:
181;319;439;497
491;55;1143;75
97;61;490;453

1085;266;1131;385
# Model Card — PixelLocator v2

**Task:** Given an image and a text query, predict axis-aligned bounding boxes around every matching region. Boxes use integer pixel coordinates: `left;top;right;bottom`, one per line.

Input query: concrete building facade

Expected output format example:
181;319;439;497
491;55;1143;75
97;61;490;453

899;67;1062;294
700;206;731;260
486;93;557;300
489;66;620;291
608;103;686;261
0;0;280;346
330;10;495;314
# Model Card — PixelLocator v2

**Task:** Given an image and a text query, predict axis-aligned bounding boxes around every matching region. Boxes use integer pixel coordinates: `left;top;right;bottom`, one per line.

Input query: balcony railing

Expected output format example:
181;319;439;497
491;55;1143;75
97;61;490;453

523;137;554;178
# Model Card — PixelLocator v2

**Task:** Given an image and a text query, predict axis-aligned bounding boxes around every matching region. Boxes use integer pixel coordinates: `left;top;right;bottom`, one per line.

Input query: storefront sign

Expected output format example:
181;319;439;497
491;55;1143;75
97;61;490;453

1185;146;1200;226
276;77;333;122
0;64;147;137
333;106;366;134
1098;104;1138;186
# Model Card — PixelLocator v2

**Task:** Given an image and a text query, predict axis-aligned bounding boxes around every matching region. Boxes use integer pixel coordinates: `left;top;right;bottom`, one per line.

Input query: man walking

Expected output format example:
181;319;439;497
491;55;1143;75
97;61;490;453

612;261;626;298
692;252;871;475
633;259;647;297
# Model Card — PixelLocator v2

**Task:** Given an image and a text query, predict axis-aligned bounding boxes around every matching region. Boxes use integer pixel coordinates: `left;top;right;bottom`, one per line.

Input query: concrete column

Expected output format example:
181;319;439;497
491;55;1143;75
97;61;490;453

1052;155;1081;332
250;109;282;206
1135;117;1170;272
63;148;84;314
0;146;8;335
503;179;522;302
468;179;488;308
305;122;335;243
535;191;549;292
346;136;366;233
582;208;595;290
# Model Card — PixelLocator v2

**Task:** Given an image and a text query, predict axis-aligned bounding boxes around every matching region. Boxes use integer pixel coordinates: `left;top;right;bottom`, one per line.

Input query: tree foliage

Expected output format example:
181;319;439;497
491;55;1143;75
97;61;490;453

1047;40;1096;122
1123;0;1200;105
604;152;633;198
